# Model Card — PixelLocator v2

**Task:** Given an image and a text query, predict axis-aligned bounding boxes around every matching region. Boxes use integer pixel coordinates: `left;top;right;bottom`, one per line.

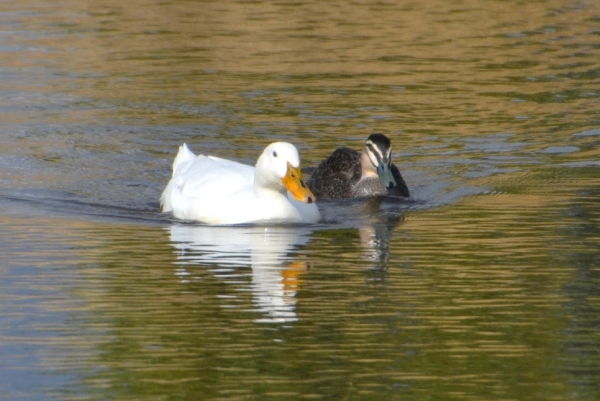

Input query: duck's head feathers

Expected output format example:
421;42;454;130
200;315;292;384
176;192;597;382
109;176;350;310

255;142;315;203
363;133;397;189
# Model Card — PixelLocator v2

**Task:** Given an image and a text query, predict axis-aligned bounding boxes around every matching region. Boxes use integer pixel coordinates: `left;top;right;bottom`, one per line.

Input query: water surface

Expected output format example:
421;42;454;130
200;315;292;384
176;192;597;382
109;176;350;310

1;0;600;400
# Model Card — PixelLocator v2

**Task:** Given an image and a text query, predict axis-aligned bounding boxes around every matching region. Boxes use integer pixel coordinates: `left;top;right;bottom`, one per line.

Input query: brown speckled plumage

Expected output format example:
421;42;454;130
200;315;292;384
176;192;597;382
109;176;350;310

306;135;409;199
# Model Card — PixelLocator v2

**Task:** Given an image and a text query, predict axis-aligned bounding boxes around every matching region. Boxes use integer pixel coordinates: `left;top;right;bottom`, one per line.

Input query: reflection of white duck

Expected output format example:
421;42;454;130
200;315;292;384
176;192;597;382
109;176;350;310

169;225;312;323
161;143;320;225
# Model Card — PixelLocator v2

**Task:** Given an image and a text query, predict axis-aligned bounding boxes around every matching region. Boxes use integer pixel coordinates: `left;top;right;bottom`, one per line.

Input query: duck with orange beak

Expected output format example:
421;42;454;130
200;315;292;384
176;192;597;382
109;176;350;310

161;142;320;225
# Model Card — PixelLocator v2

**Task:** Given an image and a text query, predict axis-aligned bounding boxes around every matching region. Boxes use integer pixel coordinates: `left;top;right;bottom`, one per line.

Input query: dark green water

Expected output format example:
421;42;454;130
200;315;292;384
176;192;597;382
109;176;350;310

1;0;599;400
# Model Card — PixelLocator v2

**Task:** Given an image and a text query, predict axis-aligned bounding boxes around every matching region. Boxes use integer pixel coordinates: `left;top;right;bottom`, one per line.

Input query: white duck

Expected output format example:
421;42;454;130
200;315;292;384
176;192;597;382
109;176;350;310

160;142;320;225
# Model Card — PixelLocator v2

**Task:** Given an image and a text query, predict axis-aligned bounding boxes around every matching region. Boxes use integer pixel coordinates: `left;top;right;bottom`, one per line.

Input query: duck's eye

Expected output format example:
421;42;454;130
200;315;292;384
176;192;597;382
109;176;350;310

272;151;278;157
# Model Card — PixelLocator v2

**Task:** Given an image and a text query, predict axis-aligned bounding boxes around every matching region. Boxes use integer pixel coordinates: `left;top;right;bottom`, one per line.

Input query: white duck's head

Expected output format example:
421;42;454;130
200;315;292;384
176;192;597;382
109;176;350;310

254;142;316;204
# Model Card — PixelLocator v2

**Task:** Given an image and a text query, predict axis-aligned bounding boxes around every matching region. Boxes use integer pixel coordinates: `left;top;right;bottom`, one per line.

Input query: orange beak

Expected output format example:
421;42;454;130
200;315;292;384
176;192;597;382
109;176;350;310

281;162;316;204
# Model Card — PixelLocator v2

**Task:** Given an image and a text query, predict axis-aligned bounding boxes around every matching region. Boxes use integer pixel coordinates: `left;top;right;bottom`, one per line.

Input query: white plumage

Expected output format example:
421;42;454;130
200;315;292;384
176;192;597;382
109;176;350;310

160;142;320;225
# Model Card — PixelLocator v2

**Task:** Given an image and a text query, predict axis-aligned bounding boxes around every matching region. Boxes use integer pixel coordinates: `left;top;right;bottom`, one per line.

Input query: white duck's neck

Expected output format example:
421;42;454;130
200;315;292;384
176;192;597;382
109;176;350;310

253;167;287;199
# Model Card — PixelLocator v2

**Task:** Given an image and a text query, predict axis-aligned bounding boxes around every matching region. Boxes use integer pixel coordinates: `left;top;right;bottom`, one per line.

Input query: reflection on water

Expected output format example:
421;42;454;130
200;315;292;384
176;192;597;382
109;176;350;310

167;202;404;323
358;220;397;265
169;224;312;323
317;197;407;266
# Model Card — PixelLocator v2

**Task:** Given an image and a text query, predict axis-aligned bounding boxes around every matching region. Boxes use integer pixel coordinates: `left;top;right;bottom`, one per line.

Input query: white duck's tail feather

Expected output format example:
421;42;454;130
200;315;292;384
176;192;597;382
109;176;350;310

172;143;197;177
160;143;198;212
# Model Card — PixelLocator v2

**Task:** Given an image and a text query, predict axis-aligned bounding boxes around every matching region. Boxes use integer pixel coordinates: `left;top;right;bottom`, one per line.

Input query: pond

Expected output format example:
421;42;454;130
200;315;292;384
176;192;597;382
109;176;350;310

1;0;599;400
